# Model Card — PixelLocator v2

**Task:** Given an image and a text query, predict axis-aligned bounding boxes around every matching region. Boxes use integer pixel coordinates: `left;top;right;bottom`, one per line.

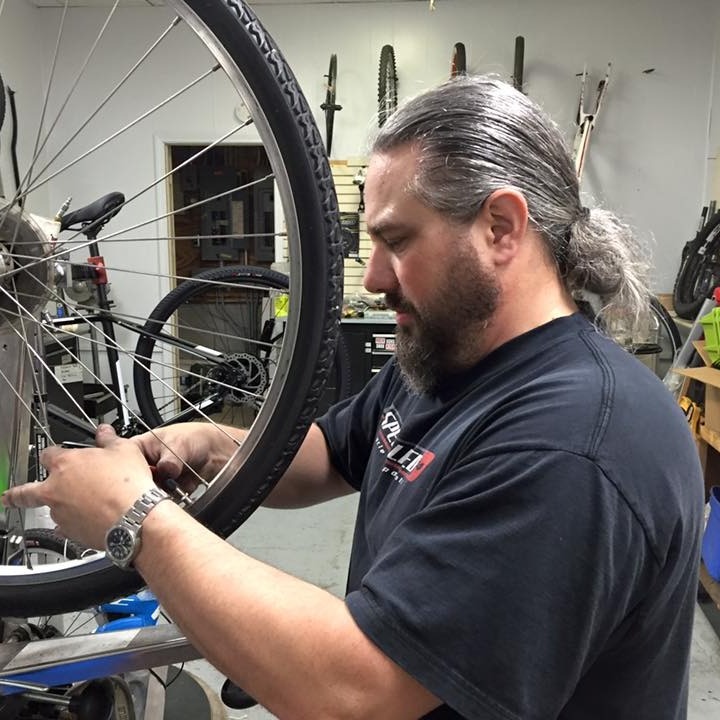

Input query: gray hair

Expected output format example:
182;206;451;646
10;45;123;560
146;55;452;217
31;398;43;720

372;74;650;326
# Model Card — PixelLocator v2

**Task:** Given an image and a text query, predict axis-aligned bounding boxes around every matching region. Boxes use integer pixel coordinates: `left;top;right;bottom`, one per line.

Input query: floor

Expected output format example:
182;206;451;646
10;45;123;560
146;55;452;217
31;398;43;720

177;497;720;719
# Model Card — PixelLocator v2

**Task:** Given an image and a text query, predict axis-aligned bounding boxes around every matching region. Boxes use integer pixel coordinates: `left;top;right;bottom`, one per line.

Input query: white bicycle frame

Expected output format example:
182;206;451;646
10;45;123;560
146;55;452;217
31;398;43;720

572;63;612;181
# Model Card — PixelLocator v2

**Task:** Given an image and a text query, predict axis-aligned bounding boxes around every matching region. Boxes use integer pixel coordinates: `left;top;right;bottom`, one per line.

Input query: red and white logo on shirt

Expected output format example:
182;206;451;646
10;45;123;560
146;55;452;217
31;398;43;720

376;406;435;483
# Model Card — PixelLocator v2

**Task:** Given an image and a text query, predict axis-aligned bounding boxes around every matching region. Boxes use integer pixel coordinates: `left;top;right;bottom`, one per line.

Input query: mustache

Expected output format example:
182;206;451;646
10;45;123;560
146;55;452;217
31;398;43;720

384;292;414;314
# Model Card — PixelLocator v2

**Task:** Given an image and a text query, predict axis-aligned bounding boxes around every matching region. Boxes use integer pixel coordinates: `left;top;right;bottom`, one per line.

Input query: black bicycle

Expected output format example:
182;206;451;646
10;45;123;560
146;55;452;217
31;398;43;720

672;207;720;320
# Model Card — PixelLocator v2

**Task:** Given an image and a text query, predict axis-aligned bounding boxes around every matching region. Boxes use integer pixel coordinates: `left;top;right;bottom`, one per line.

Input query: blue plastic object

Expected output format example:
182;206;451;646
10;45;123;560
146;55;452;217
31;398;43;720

702;486;720;582
95;589;160;634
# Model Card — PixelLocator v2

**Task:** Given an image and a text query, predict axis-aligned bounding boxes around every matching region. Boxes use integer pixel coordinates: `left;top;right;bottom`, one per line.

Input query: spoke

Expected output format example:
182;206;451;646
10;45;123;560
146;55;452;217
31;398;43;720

13;272;246;477
4;1;70;213
4;174;273;283
24;64;222;197
0;285;98;429
11;289;282;354
10;276;52;434
22;2;121;204
0;360;52;447
28;231;282;245
22;114;250;230
20;15;182;199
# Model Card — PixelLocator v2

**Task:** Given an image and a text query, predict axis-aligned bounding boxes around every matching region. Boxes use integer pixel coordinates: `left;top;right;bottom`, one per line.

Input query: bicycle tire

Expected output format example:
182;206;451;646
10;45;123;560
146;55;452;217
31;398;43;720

512;36;525;92
378;45;398;128
0;72;5;136
673;210;720;319
9;528;87;564
0;0;342;617
133;265;351;427
637;296;681;377
451;43;466;77
322;53;338;157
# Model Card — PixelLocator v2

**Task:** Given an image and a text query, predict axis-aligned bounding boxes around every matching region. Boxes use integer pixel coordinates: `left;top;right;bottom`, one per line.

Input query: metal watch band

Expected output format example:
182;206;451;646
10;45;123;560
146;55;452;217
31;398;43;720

123;487;171;530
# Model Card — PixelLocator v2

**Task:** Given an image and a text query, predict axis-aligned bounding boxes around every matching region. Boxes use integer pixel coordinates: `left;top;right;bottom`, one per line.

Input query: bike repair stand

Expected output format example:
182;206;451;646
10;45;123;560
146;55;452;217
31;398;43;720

0;624;200;719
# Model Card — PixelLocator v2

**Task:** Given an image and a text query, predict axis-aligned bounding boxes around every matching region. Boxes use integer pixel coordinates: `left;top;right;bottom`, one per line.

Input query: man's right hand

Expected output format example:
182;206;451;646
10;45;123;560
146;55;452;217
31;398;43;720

131;422;244;493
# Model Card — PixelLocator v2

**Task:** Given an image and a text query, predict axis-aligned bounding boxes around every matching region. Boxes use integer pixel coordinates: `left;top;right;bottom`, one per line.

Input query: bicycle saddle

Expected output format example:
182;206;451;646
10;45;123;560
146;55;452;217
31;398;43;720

60;191;125;233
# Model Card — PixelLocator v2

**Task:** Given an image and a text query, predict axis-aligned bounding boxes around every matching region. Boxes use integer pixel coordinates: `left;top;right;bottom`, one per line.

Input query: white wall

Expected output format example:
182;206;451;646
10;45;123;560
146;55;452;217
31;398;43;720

0;0;48;210
708;10;720;205
249;0;720;292
4;0;720;295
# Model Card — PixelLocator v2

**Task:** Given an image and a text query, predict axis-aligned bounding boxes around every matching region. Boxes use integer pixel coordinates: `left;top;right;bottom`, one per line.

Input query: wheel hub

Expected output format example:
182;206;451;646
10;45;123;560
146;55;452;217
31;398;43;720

0;204;53;328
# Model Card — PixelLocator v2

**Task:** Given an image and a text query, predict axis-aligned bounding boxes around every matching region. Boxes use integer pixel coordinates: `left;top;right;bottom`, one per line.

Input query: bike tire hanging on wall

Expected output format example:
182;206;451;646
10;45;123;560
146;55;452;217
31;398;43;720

378;44;398;128
450;42;466;77
320;53;342;157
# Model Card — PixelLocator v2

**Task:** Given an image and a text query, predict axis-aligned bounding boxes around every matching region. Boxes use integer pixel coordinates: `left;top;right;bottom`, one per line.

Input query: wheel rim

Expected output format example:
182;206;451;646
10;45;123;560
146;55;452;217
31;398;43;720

0;0;341;616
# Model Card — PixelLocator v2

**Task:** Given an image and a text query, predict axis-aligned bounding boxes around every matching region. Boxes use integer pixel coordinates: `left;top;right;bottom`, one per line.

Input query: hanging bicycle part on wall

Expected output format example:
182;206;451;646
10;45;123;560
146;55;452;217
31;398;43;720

512;36;525;92
450;42;466;77
378;44;398;128
572;62;611;181
339;211;360;259
320;53;342;157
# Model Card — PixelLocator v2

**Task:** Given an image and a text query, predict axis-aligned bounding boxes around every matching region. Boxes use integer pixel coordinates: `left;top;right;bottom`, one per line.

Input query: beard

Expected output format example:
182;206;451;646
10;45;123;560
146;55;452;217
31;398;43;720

387;246;499;396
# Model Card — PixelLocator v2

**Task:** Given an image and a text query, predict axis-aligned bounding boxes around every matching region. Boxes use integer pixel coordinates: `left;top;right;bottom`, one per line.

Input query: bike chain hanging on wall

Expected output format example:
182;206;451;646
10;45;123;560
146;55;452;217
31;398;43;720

378;45;398;128
320;53;342;157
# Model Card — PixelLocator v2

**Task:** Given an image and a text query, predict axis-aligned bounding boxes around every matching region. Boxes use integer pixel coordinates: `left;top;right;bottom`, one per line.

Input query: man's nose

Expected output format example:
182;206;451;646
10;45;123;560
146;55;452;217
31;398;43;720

363;243;396;294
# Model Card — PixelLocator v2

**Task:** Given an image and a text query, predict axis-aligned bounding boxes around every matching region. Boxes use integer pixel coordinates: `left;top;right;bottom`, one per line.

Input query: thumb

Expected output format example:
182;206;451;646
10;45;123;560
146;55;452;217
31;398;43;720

95;423;120;448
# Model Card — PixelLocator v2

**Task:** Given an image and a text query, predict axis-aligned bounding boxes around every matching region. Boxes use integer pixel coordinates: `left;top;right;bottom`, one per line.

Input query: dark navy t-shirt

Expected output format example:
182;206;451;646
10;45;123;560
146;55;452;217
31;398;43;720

317;313;704;720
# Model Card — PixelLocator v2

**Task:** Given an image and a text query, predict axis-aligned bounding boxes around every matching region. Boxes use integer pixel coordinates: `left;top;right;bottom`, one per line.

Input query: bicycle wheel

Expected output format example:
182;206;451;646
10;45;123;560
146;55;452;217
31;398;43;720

450;43;466;77
631;296;681;379
133;265;351;428
585;294;681;379
6;528;104;638
378;45;398;128
320;53;340;157
0;0;342;616
673;211;720;320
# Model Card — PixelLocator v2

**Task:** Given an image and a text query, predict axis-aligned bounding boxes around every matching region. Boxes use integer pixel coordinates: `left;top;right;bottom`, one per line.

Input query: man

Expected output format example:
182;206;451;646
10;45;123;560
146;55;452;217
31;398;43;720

3;75;704;719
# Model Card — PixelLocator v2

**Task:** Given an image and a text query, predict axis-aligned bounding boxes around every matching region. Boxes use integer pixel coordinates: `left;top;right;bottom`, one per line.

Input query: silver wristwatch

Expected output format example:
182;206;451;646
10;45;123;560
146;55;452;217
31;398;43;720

105;487;171;569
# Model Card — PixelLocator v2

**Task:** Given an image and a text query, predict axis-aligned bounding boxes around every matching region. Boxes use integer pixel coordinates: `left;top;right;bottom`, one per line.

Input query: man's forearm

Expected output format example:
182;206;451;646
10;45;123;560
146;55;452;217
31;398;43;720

135;501;439;719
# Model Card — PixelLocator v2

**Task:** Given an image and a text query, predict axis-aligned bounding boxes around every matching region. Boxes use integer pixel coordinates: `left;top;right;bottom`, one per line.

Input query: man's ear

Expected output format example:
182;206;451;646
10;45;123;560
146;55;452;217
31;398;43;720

474;188;529;265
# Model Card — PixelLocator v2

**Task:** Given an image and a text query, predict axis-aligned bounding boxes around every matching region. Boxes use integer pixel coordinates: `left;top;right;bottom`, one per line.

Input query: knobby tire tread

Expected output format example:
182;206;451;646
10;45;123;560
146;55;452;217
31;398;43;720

378;45;397;127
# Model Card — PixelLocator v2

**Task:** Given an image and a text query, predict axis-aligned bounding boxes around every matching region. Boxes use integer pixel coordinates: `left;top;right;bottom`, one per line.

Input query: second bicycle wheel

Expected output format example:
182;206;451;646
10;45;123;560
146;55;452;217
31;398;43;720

133;265;351;429
378;45;398;128
0;0;342;616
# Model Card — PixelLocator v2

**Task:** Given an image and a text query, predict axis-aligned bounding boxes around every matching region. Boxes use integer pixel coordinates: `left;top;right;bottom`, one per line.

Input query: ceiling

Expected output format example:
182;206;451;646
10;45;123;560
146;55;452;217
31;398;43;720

28;0;430;6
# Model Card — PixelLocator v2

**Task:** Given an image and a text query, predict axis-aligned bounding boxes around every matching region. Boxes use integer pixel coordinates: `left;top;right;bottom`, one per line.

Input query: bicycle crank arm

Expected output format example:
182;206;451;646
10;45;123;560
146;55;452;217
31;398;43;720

0;624;199;695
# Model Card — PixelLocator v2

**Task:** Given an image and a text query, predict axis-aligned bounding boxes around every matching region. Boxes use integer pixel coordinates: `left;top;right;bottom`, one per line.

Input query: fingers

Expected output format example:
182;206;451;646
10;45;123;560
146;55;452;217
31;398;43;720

95;423;119;448
2;481;47;509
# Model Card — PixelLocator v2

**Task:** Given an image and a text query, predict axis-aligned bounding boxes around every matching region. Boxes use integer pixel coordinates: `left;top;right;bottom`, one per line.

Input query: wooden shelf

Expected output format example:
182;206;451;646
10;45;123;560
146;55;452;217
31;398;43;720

700;562;720;608
700;424;720;454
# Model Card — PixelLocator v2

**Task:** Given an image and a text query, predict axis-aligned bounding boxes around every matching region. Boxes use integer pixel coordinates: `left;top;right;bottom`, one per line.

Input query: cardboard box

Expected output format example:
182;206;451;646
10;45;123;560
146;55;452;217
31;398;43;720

672;340;720;432
674;366;720;434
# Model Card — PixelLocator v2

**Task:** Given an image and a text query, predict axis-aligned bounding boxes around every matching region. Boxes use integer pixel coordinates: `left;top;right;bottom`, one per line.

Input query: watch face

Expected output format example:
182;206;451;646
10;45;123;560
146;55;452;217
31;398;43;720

106;525;136;566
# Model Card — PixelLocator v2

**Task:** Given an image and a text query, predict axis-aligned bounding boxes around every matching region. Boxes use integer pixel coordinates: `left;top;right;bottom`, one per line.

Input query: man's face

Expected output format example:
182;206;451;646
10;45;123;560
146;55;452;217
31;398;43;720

363;145;500;394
